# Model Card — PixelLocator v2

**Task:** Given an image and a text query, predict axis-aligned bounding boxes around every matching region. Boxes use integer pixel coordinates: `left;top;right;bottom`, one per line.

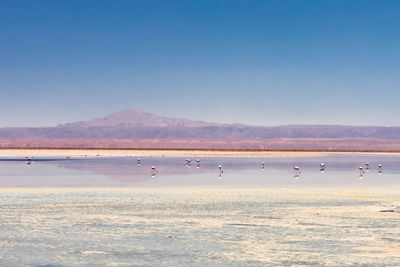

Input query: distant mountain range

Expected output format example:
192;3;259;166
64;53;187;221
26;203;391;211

1;109;400;139
1;109;400;150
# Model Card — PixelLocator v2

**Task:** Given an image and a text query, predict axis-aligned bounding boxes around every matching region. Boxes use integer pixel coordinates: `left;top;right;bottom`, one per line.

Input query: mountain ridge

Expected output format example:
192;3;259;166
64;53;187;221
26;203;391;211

59;109;223;128
1;109;400;140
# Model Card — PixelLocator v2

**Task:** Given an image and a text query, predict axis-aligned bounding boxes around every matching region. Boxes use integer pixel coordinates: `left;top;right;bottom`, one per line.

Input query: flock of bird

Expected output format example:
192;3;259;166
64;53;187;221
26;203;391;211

357;162;383;179
23;156;384;179
293;162;383;179
134;158;384;179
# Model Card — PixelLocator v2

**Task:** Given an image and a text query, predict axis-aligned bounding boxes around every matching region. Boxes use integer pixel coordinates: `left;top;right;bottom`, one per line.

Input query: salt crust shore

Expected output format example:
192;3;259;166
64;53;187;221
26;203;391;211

0;148;398;158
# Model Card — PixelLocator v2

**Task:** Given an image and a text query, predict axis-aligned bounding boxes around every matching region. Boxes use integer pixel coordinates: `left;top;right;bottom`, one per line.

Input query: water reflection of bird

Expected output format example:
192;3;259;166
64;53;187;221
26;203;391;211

151;166;158;178
358;166;364;179
218;165;223;179
378;164;383;175
137;158;141;166
262;162;265;171
293;166;301;179
186;159;191;167
365;162;370;171
320;162;326;173
196;159;200;168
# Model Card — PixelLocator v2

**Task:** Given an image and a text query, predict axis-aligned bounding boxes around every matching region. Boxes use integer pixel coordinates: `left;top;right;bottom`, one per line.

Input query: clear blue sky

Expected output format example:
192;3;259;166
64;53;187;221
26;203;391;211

1;0;399;127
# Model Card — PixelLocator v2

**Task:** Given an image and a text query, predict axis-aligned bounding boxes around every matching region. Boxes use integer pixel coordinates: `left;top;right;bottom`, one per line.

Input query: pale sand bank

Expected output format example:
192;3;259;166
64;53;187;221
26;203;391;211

0;148;398;158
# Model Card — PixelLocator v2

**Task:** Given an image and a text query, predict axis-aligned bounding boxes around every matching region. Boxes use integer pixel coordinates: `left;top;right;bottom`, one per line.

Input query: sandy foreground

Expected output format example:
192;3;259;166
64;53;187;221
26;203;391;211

0;148;397;158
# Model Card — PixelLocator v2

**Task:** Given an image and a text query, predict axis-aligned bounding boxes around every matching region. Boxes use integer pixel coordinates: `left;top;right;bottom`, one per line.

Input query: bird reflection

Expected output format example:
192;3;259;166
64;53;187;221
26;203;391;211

218;165;223;179
320;162;326;173
137;158;141;166
26;157;32;166
262;162;265;171
196;159;200;168
186;159;191;168
293;166;301;179
365;162;370;171
151;166;158;178
378;164;383;175
359;166;364;179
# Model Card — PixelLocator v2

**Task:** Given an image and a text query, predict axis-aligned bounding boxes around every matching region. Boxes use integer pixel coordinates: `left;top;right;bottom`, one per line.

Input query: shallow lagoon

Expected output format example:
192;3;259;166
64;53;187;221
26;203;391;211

0;154;400;266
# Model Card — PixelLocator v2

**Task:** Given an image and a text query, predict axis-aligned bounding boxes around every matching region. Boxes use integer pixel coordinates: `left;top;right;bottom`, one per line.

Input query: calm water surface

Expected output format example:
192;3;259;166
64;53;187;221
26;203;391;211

0;154;400;266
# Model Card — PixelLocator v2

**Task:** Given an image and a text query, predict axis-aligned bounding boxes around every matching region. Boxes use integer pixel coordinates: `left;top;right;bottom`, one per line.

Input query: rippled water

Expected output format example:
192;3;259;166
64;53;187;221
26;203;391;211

0;154;400;266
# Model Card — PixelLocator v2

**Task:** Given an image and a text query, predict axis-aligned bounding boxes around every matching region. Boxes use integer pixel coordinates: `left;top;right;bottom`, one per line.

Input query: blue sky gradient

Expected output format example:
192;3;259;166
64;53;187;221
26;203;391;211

1;0;399;126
